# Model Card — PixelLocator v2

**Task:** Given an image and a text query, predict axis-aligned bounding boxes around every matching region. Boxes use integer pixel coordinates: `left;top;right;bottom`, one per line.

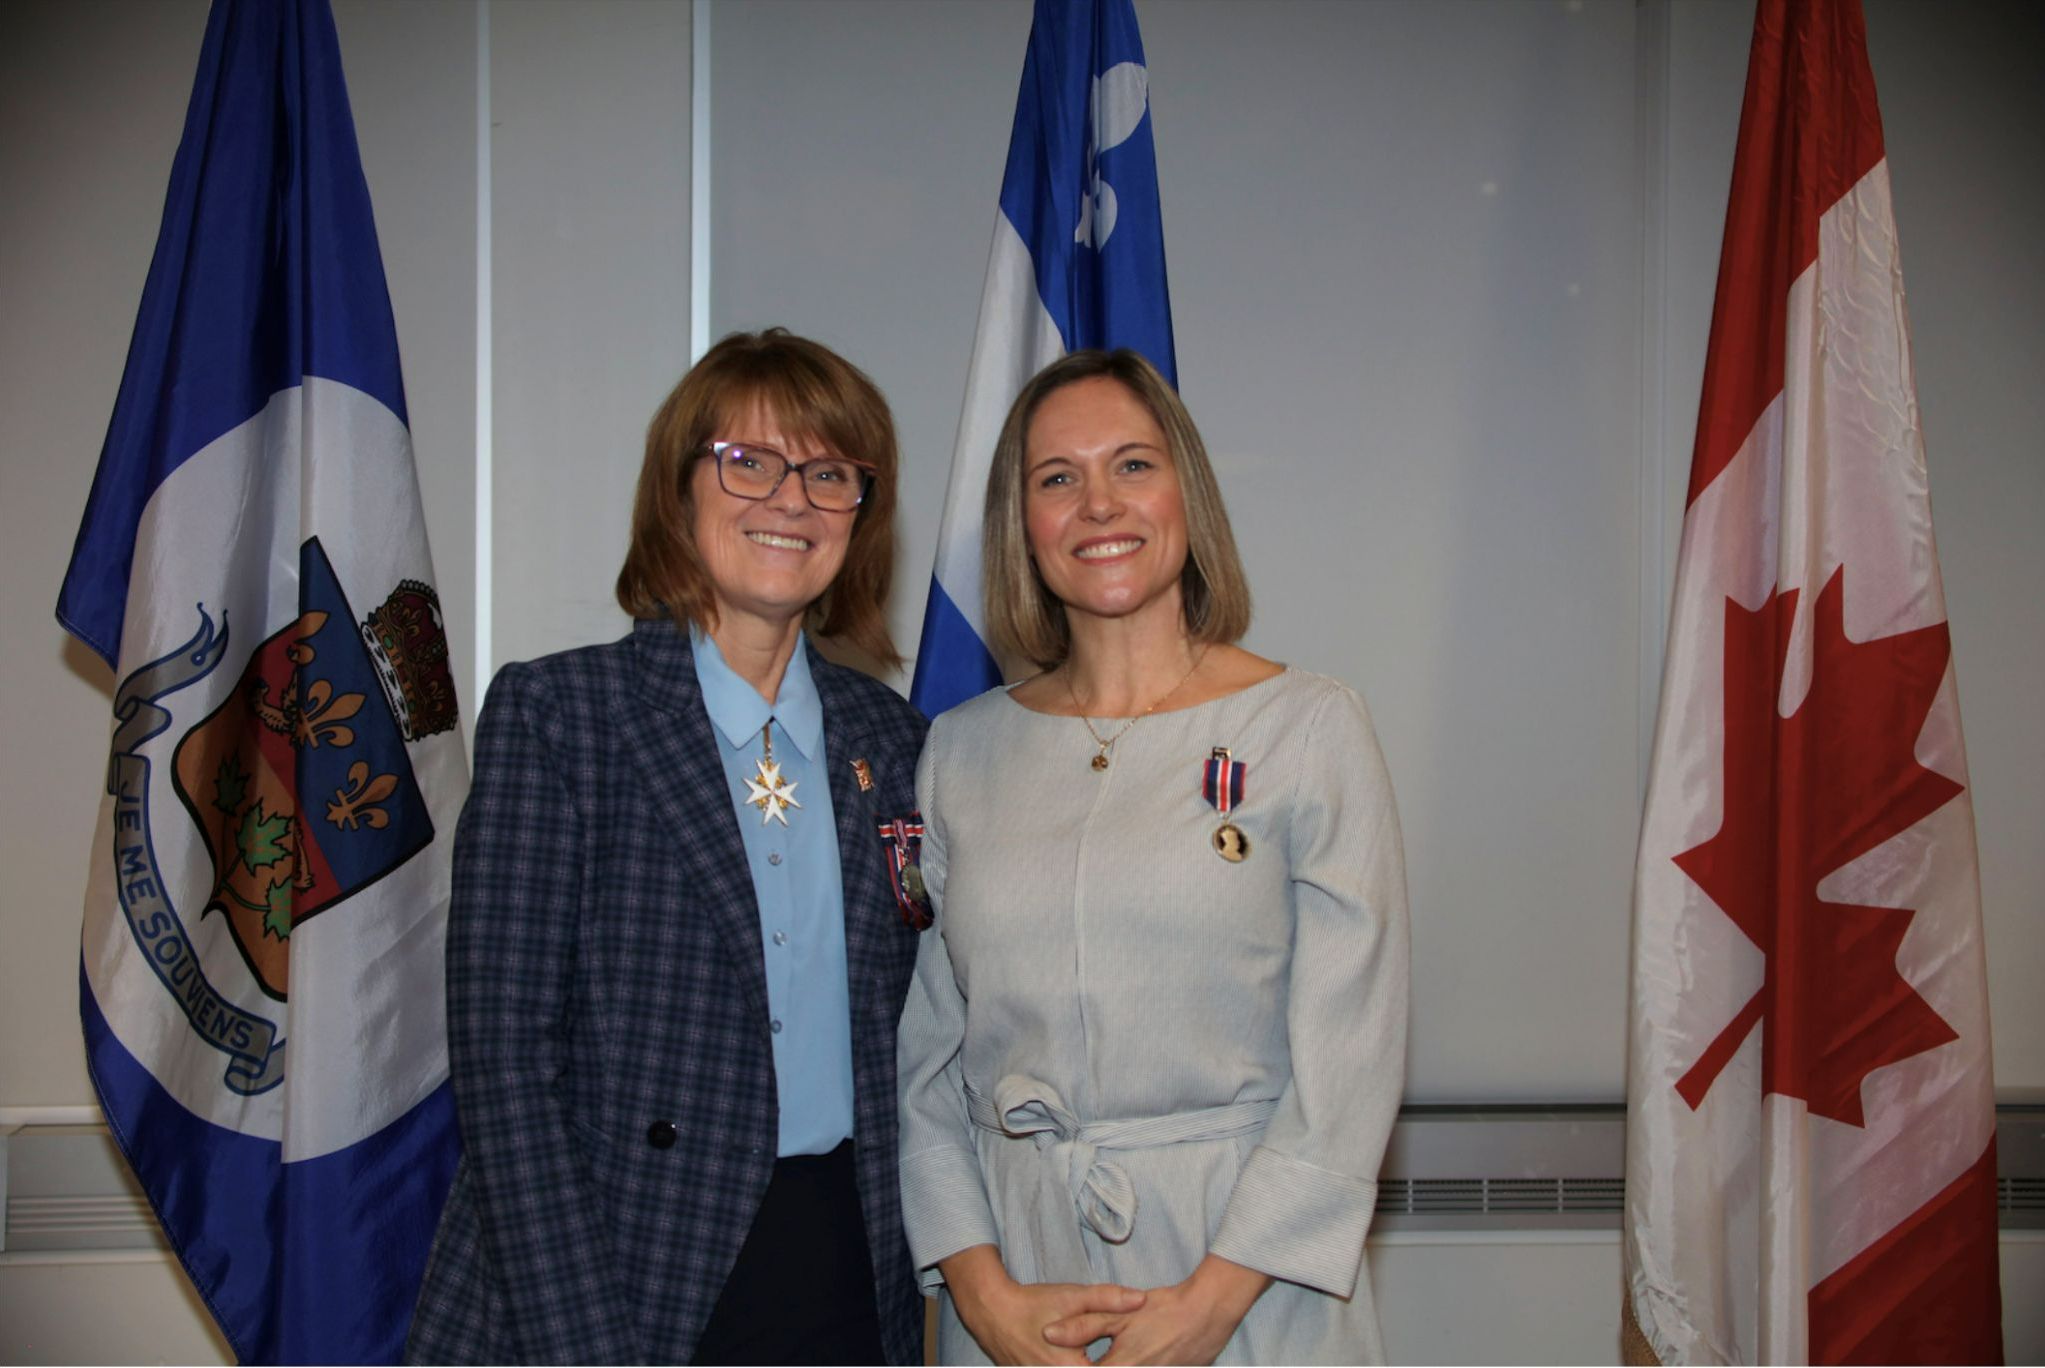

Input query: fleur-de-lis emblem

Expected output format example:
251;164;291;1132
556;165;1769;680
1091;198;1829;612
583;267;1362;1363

294;678;365;749
1073;61;1150;251
283;611;329;666
327;760;399;831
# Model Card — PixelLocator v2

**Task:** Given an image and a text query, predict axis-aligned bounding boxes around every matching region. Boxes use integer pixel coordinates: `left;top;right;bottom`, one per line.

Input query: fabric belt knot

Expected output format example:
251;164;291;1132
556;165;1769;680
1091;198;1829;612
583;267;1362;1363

965;1075;1279;1279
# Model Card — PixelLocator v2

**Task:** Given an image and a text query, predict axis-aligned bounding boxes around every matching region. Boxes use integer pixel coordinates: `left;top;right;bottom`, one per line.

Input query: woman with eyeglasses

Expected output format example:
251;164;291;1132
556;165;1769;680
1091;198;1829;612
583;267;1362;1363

407;330;935;1364
898;350;1411;1364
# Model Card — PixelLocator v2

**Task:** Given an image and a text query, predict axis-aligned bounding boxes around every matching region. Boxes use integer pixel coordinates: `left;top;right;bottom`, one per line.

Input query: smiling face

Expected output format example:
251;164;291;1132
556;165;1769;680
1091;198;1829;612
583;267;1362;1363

690;401;857;637
1022;375;1190;633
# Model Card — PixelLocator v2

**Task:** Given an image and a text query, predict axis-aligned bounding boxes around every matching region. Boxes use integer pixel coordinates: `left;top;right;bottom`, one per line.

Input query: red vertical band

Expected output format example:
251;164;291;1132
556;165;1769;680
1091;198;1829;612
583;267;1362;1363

1685;0;1888;506
1808;1137;2004;1365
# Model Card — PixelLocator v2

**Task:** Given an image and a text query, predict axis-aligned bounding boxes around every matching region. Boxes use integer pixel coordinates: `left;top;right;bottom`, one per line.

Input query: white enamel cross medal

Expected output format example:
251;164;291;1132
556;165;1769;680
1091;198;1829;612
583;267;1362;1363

745;721;801;826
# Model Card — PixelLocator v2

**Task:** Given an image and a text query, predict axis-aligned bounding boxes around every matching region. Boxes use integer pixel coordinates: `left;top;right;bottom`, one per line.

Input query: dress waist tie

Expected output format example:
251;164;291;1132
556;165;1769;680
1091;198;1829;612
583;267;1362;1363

964;1075;1278;1281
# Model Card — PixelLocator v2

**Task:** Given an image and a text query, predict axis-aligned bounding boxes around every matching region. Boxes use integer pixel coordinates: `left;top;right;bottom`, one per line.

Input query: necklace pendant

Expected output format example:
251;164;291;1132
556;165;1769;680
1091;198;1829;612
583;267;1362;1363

1065;647;1209;776
744;721;801;825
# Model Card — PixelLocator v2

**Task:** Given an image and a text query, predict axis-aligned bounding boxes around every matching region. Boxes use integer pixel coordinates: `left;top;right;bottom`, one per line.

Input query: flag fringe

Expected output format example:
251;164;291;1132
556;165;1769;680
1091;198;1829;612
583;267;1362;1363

1621;1285;1664;1367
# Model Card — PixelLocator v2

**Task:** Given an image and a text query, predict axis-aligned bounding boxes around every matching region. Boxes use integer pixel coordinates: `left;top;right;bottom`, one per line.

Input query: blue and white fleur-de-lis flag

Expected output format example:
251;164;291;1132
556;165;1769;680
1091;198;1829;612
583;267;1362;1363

55;2;467;1361
908;0;1178;717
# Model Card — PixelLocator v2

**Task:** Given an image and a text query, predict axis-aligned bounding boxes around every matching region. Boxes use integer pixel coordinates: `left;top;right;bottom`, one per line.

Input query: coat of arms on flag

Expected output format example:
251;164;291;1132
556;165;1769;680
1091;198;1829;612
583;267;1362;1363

164;541;451;1002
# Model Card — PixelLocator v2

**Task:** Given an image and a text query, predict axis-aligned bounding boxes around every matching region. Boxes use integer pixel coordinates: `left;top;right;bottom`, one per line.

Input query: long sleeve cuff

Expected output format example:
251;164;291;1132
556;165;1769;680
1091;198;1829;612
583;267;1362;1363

900;1144;1002;1292
1209;1145;1376;1297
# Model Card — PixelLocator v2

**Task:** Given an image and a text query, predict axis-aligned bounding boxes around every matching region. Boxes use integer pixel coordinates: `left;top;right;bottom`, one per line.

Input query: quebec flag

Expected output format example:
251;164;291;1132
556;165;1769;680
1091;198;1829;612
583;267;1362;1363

909;0;1178;716
55;1;467;1361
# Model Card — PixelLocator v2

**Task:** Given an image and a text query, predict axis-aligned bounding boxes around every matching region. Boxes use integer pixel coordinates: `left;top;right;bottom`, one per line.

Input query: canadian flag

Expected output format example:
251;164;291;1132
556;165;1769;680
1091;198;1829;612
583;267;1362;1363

1624;0;2003;1363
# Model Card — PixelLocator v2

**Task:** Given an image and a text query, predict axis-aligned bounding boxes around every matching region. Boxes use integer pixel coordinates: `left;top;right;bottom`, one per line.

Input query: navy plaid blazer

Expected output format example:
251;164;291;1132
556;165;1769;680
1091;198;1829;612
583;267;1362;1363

405;617;930;1365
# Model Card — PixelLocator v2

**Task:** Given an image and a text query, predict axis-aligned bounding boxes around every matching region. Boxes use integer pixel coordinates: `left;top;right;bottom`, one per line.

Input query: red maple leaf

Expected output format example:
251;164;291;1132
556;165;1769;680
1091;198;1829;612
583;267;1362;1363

1673;567;1963;1126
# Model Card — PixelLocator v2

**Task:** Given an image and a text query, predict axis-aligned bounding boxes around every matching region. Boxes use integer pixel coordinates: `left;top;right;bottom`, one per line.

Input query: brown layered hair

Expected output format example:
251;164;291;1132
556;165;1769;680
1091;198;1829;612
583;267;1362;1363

983;349;1252;668
616;329;901;667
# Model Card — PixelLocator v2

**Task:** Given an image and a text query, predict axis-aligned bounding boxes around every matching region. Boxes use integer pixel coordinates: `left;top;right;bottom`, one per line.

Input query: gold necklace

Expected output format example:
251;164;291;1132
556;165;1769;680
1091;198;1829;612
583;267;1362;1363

1065;648;1208;772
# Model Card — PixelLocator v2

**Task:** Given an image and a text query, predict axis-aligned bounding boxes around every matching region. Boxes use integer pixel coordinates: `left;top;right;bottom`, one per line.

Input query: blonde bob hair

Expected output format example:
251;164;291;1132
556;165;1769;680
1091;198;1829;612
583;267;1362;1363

616;328;901;668
983;350;1251;669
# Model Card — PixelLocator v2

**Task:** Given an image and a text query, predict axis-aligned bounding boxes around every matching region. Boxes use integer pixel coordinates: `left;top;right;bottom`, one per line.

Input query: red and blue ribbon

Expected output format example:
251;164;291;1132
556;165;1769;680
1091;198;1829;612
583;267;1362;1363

1202;748;1245;816
877;813;931;929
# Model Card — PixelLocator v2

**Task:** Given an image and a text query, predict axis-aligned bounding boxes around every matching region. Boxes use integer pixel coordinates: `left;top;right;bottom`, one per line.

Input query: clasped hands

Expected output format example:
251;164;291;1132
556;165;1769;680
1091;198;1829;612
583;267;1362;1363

940;1245;1272;1366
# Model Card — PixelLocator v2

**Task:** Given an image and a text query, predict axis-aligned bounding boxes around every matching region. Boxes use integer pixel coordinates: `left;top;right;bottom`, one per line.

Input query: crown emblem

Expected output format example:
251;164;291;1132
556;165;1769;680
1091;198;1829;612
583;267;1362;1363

360;580;458;741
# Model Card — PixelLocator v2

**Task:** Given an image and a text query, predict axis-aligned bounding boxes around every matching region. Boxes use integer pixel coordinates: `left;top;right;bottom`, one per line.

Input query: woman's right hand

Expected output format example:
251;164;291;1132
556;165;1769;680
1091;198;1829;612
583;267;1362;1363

939;1244;1147;1365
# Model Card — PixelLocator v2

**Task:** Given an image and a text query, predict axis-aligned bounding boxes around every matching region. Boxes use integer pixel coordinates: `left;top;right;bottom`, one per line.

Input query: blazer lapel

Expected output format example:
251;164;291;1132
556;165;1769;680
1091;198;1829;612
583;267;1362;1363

629;617;771;1023
810;647;888;1022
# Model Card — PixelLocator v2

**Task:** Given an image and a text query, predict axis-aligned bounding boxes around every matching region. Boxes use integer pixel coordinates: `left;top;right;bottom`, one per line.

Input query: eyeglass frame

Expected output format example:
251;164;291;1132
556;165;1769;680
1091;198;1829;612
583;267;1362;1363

695;440;876;512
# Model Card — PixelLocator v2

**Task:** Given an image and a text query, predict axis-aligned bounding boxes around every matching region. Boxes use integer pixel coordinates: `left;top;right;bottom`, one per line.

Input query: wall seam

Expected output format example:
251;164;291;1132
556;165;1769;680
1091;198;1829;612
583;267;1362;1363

690;0;711;364
474;0;494;709
1634;0;1674;802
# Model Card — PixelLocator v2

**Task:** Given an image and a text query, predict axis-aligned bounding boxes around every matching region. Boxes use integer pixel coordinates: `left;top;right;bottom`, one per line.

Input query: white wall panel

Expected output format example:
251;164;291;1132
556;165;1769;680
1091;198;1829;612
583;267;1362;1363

0;1258;231;1366
488;0;692;671
1157;0;1645;1102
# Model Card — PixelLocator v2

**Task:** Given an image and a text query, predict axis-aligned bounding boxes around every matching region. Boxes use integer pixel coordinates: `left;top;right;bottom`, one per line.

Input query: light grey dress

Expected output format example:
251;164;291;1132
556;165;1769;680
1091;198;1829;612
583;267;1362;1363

898;668;1410;1365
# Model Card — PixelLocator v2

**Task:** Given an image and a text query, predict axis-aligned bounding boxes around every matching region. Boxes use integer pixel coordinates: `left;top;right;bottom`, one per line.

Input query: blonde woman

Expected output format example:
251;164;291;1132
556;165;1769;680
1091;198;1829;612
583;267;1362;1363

899;350;1410;1365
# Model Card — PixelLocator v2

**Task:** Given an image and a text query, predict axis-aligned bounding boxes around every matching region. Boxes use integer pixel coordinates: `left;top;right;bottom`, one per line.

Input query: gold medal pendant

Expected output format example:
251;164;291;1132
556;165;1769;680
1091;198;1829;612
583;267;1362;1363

1212;823;1249;862
743;721;801;826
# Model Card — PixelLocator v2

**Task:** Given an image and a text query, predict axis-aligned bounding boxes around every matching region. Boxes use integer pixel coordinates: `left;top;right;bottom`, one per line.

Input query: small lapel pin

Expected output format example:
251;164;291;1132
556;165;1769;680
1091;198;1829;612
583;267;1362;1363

852;758;875;793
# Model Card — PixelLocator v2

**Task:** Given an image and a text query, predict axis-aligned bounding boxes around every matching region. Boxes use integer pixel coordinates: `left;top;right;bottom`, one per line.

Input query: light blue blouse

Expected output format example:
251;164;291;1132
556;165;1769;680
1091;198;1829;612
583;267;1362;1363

691;630;852;1157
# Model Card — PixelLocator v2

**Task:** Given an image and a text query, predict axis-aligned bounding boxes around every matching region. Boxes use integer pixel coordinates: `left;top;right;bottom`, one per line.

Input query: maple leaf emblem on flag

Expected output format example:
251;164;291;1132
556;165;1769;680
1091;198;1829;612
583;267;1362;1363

1672;567;1963;1126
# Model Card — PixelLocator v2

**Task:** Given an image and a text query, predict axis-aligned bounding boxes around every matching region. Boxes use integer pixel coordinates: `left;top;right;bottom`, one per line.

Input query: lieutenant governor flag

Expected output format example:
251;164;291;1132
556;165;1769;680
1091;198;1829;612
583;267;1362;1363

909;0;1177;717
1625;0;2001;1362
56;1;467;1360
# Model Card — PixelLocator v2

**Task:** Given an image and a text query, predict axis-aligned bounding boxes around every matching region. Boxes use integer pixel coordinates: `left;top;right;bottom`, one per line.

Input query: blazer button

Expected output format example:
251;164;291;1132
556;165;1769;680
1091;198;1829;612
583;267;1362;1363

646;1120;678;1150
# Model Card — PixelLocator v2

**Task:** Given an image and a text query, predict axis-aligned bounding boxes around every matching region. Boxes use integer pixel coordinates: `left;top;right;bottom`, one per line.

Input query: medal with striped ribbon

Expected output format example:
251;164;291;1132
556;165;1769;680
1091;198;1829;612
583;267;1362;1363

877;814;931;928
1203;746;1249;862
